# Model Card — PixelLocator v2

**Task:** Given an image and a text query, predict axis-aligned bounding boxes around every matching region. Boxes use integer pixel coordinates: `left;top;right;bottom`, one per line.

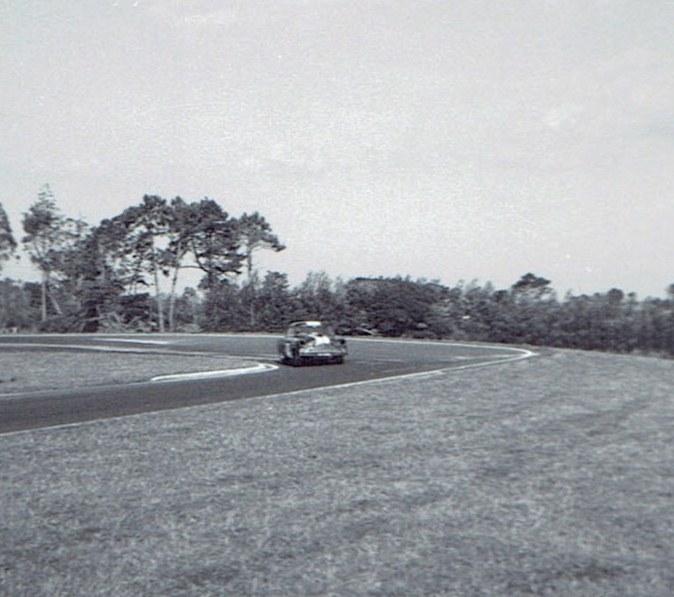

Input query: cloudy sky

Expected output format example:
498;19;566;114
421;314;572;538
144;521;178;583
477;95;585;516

2;0;673;297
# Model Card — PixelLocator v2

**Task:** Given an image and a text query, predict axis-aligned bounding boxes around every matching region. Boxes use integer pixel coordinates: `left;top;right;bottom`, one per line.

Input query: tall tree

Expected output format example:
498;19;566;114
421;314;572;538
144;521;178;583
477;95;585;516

0;203;23;328
235;212;284;327
163;196;192;332
186;199;242;289
62;227;125;332
22;185;83;322
162;197;242;331
112;195;172;332
94;217;148;293
0;202;17;273
237;212;285;281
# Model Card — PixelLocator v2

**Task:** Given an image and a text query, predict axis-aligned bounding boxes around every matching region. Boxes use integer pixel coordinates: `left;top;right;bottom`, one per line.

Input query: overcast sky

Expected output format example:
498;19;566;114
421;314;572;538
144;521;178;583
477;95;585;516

2;0;673;297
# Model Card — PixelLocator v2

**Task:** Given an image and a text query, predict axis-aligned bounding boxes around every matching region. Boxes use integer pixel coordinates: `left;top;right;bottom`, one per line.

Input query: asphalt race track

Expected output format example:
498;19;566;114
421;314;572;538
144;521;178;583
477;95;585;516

0;335;533;434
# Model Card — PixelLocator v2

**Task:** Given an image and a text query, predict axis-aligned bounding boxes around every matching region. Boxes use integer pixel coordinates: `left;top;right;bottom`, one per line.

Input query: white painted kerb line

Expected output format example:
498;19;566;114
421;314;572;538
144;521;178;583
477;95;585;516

151;362;278;383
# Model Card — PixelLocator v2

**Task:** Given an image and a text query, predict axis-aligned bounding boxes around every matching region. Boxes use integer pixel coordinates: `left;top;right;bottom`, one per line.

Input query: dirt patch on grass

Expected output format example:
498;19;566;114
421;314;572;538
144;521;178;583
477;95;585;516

1;349;673;595
0;350;255;394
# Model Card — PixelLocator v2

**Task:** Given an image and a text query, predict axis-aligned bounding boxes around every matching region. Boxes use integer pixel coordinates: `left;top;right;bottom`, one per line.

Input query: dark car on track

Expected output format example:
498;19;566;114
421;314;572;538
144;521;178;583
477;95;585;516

277;321;347;366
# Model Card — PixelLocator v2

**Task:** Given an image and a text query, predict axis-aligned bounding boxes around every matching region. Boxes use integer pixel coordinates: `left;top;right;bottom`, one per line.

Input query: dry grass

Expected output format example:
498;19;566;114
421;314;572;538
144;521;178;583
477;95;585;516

0;351;254;394
1;349;673;595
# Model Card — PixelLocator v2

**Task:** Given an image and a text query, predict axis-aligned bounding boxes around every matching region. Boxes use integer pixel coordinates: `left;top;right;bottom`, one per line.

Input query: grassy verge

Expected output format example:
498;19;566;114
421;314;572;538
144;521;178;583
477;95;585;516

0;350;255;394
1;349;673;596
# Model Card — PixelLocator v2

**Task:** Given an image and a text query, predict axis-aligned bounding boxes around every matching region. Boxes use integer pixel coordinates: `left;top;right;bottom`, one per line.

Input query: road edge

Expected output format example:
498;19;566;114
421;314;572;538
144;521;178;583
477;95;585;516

150;362;278;383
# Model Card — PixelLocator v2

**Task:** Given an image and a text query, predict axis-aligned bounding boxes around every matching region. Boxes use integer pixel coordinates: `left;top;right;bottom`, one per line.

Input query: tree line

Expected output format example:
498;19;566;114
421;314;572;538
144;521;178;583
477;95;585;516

0;185;283;333
1;186;673;356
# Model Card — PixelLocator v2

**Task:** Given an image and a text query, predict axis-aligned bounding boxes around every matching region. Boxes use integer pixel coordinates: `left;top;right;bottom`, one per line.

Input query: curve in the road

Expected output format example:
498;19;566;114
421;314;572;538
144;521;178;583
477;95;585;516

0;335;536;434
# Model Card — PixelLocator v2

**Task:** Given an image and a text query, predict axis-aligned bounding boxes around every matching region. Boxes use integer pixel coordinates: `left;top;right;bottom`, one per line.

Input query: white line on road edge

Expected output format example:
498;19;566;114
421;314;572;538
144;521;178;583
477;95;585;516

150;362;278;383
257;346;537;401
96;338;171;345
0;343;173;353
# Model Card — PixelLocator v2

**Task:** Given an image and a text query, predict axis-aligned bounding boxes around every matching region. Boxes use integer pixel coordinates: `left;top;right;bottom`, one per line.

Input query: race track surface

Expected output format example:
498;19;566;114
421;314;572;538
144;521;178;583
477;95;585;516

0;334;532;433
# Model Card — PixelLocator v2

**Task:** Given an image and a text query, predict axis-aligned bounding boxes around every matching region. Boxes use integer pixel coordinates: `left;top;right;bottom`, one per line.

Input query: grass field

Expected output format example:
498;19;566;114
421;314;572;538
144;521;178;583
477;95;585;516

0;350;255;394
1;349;672;596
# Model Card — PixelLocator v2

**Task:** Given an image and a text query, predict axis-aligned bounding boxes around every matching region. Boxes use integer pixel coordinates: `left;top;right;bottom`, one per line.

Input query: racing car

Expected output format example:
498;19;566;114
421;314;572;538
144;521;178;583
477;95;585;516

277;320;347;366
